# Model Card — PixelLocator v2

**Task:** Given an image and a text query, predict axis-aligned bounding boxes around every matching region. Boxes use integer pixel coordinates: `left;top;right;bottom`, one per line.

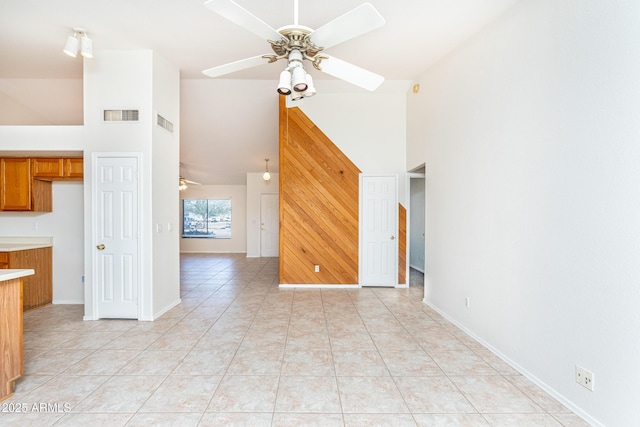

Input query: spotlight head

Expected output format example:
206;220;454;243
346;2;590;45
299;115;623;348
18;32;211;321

80;34;93;58
277;70;292;95
291;66;307;92
303;74;316;97
63;34;79;57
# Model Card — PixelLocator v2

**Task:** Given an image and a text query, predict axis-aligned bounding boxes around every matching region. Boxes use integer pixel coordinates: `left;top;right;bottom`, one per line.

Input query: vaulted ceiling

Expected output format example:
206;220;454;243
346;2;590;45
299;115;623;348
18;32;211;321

0;0;519;184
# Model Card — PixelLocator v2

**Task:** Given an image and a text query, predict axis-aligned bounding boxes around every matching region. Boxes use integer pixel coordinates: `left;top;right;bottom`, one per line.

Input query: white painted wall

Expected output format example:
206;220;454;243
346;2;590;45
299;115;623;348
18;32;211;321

0;79;83;125
151;52;181;318
407;1;640;426
246;172;279;258
299;81;410;205
0;125;84;150
83;50;153;320
83;49;181;320
180;184;247;254
0;182;84;303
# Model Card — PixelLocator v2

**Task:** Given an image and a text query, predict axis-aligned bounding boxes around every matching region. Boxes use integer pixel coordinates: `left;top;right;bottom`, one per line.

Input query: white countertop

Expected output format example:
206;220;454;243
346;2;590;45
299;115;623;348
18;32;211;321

0;269;35;281
0;237;53;252
0;243;52;252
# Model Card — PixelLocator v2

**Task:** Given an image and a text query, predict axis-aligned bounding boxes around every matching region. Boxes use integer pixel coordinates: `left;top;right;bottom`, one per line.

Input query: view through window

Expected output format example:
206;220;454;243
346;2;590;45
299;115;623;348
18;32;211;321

182;198;231;238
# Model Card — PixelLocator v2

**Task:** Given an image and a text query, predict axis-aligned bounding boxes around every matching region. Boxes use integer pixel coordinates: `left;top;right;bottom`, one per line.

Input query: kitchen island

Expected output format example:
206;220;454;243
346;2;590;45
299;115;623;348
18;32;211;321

0;269;33;402
0;237;52;311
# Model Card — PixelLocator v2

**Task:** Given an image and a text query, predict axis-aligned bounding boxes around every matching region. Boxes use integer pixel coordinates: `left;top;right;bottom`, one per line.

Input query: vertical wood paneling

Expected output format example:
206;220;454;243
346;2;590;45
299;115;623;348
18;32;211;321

0;277;23;402
279;97;361;285
398;203;407;285
9;247;52;311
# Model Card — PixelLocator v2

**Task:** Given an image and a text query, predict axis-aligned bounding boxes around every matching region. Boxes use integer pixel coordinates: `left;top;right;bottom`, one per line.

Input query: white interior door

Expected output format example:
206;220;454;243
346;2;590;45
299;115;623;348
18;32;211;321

93;155;139;319
360;174;398;287
260;193;279;257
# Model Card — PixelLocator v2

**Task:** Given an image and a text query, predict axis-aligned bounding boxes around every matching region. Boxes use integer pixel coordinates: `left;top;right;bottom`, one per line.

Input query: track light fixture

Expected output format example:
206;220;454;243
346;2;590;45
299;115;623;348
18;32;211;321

63;27;93;58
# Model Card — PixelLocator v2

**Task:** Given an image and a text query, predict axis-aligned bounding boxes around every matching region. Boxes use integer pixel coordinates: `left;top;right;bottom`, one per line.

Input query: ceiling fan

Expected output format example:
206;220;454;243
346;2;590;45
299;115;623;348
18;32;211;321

179;176;201;191
202;0;385;98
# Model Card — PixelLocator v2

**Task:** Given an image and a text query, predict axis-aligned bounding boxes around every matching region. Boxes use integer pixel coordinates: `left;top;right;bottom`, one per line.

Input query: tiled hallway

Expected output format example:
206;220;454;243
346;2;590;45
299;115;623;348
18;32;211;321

1;254;589;426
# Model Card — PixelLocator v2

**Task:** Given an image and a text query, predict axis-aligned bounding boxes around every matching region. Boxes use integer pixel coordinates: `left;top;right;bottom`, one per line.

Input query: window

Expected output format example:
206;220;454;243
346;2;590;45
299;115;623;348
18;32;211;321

182;198;231;238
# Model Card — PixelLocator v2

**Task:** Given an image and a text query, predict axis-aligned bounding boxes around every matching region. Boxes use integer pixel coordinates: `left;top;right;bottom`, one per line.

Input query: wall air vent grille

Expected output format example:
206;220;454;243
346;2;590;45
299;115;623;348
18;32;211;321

103;109;139;122
157;114;174;133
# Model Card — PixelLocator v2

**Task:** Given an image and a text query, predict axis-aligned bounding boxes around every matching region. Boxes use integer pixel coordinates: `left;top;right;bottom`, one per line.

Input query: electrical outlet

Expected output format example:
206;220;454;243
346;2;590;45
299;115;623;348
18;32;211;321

314;265;320;273
465;297;470;308
576;365;595;391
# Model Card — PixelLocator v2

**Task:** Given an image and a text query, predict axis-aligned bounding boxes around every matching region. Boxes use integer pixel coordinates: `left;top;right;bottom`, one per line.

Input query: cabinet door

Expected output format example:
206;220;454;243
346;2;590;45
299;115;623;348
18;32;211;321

64;158;84;179
0;158;32;211
0;252;8;269
32;158;64;178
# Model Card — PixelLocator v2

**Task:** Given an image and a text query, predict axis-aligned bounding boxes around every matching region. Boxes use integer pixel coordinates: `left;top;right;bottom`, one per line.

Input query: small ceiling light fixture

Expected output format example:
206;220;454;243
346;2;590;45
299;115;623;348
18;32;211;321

63;27;93;58
263;158;271;182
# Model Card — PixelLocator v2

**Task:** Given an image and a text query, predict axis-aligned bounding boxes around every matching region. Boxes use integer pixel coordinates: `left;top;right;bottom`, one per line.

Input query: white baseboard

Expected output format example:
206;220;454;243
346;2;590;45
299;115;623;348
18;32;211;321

279;284;360;289
148;298;182;321
422;298;604;427
52;300;84;305
179;251;246;254
409;264;425;273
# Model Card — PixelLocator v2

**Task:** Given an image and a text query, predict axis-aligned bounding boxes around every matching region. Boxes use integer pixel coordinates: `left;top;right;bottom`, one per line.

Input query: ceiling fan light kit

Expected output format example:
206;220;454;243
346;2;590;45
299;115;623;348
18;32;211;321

202;0;385;99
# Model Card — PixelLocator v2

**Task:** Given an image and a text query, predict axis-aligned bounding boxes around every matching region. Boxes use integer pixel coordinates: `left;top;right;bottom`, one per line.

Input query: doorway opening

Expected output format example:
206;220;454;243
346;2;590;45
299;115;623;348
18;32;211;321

407;167;426;292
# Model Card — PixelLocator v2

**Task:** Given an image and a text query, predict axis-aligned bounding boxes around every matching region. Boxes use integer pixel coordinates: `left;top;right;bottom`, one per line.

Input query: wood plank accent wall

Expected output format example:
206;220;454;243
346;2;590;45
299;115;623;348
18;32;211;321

398;203;407;285
279;97;361;284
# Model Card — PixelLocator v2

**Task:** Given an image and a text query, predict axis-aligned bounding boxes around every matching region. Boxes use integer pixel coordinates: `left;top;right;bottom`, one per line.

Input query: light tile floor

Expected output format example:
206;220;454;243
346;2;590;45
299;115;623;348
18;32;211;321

1;254;590;426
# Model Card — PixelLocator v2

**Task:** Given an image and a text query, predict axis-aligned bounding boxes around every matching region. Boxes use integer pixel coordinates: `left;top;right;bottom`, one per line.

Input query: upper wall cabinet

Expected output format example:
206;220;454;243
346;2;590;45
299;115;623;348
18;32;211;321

32;157;83;180
0;157;82;212
0;158;51;212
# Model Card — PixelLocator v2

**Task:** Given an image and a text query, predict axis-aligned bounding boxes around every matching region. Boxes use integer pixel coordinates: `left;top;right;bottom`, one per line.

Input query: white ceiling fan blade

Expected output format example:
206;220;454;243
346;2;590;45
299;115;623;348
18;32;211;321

318;55;384;91
310;3;385;49
202;55;267;78
204;0;282;41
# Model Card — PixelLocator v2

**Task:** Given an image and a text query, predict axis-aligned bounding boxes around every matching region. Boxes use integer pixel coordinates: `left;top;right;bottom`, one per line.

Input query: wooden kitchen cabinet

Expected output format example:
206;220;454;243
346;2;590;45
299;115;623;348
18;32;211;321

64;158;84;179
1;158;52;212
0;247;52;311
0;273;29;402
32;157;83;180
32;158;64;178
0;253;8;269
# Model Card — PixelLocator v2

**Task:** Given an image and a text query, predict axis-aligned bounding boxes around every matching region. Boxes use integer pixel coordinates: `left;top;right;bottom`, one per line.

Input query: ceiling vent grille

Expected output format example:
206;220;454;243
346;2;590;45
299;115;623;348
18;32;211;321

103;109;139;122
157;114;174;133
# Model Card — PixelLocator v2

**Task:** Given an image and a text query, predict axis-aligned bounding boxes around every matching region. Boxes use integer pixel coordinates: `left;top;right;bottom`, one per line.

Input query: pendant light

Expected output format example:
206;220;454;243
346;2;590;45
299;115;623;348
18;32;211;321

263;159;271;182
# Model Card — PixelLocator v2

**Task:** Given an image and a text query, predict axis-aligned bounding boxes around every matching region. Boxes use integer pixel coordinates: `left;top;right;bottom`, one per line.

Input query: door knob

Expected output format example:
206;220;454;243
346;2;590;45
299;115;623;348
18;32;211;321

390;236;395;240
96;244;106;250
